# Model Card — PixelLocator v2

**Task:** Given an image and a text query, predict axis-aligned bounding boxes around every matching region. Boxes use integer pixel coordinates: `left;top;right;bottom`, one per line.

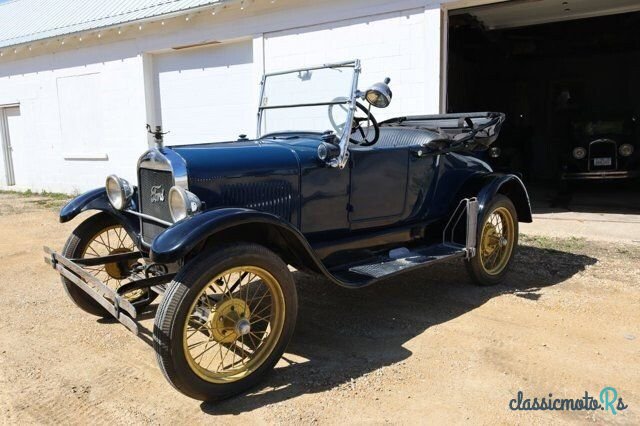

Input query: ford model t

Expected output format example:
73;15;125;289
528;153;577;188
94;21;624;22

44;60;531;401
560;112;639;181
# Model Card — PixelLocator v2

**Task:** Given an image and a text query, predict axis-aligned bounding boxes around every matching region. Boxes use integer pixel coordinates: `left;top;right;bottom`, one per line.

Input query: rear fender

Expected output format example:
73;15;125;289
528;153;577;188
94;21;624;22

460;173;533;223
59;187;141;236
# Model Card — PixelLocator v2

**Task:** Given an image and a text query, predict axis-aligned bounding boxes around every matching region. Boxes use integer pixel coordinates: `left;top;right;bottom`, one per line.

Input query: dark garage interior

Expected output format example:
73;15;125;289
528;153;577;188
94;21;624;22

447;1;640;211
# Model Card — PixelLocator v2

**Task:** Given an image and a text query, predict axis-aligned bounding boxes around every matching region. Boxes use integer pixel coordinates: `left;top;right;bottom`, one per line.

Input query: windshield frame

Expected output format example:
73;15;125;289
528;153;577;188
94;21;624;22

256;59;361;168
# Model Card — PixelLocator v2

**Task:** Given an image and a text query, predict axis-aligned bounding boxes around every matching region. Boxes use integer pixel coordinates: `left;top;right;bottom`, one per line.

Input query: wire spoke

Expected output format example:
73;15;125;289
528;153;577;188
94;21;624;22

193;341;218;362
183;267;283;380
114;228;126;248
248;289;271;308
247;332;259;348
98;232;111;251
188;340;209;350
229;271;248;294
85;245;101;257
251;303;272;319
187;321;210;339
221;342;252;370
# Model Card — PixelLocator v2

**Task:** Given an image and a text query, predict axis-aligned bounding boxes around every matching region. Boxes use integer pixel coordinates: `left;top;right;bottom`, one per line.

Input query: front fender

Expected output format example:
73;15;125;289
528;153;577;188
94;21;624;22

59;187;141;236
60;188;109;223
460;173;533;223
150;208;314;264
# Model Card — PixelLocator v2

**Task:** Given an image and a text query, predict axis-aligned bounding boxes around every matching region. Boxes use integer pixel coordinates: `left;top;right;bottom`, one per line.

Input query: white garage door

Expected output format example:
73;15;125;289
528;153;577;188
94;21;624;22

264;8;441;120
154;40;255;145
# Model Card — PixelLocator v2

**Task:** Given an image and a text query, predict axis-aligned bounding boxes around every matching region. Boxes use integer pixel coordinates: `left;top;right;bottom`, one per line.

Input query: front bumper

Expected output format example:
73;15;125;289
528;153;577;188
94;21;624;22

43;247;175;334
561;170;639;180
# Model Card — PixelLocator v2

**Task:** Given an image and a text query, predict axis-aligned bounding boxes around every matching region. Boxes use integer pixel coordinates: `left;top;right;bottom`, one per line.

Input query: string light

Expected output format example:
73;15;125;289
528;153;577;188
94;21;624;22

117;28;122;34
240;1;245;10
79;36;83;41
97;33;102;38
161;21;165;26
138;24;143;30
211;7;216;15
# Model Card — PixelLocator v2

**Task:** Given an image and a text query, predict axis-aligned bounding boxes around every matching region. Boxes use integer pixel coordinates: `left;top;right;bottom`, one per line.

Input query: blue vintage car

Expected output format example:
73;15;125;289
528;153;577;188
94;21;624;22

45;60;531;401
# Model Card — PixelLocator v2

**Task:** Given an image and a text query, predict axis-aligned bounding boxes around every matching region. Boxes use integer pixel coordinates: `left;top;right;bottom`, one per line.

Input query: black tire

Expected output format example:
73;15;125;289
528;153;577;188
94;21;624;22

153;243;298;401
465;194;518;286
61;212;155;317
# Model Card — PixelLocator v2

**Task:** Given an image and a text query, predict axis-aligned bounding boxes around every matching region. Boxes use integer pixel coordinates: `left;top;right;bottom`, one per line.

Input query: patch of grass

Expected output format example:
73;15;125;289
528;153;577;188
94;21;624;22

0;189;72;212
0;189;71;200
615;246;640;260
40;190;71;200
521;234;587;251
521;234;640;260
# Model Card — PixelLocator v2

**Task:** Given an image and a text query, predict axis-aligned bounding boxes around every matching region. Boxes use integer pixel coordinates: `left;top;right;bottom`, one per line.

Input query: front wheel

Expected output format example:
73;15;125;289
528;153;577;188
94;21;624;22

61;213;155;316
153;243;298;401
465;194;518;286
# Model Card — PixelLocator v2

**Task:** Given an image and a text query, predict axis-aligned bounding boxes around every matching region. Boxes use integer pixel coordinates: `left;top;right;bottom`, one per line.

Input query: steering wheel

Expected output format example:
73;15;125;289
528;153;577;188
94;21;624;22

328;100;380;146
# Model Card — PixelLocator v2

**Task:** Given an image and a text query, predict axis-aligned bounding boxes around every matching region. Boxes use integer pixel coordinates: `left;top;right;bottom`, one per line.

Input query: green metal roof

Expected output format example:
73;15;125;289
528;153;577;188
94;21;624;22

0;0;223;49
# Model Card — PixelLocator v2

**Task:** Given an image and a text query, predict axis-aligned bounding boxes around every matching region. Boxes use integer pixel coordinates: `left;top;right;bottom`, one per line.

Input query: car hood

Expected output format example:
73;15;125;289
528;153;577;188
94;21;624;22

171;140;302;180
167;138;322;217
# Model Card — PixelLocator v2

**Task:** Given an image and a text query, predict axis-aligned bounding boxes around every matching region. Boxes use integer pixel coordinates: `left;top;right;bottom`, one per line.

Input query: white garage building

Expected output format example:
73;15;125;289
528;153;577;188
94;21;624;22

0;0;638;193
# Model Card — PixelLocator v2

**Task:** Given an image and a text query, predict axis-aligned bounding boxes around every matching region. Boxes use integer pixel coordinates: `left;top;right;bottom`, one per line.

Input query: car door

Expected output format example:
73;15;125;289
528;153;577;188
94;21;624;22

348;146;409;229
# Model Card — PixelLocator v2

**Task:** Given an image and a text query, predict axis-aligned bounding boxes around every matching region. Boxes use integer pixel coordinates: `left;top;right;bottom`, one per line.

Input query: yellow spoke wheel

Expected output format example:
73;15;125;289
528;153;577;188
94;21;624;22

61;213;155;317
154;243;297;401
466;195;518;286
183;266;286;384
479;206;515;275
82;224;145;302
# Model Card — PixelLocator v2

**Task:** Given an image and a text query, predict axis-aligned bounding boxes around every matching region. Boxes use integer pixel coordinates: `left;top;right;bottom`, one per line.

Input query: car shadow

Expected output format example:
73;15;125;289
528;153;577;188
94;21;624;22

196;244;596;414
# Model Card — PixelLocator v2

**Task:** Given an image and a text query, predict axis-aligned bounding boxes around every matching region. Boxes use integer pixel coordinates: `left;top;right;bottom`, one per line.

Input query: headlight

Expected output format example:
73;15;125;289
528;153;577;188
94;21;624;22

364;78;392;108
105;175;133;210
619;144;634;157
168;186;201;222
572;147;587;160
489;146;501;158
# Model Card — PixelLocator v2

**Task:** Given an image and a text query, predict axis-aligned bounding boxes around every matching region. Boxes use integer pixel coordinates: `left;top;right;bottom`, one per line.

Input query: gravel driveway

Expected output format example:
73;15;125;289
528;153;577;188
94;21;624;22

0;192;638;424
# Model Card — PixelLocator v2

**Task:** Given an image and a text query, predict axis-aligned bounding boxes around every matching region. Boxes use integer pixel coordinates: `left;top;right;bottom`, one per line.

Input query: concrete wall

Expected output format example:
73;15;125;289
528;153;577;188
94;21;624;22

0;0;446;193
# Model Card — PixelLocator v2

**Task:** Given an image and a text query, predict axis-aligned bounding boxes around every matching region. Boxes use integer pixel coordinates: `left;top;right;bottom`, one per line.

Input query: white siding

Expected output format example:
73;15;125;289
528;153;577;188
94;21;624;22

154;40;255;145
264;8;440;122
0;0;446;193
0;47;147;193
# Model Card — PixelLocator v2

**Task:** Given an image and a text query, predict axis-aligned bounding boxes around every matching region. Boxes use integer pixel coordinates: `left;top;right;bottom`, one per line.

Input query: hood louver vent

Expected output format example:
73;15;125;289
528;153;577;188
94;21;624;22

221;181;293;220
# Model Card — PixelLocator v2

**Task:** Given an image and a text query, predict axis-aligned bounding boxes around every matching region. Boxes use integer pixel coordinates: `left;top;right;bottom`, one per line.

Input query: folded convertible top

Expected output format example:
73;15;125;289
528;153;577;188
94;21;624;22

380;112;506;149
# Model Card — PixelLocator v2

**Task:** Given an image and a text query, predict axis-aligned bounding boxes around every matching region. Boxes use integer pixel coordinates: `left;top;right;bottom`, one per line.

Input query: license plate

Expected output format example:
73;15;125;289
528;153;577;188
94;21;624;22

593;157;612;166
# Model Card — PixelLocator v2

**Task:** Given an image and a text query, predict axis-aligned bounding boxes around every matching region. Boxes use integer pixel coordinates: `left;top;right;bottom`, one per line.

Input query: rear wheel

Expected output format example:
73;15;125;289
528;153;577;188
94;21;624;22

153;243;298;401
466;195;518;286
61;213;155;316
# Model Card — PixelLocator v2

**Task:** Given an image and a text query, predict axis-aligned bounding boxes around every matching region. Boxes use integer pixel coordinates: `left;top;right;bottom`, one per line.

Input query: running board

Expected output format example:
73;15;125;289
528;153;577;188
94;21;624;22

340;198;478;281
348;244;466;278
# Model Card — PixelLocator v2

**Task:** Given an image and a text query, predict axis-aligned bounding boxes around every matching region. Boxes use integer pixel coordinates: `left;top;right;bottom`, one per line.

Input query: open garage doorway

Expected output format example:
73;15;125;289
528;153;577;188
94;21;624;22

446;0;640;212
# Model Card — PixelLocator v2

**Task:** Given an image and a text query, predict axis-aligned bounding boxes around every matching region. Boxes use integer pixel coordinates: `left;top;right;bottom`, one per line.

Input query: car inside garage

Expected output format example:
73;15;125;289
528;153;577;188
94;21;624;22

446;0;640;210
